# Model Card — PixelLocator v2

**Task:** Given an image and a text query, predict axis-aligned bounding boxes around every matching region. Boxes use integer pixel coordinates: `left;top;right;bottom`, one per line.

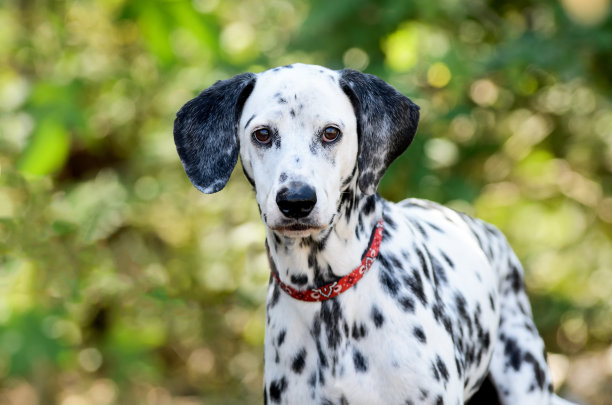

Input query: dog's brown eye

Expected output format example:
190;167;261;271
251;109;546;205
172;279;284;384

322;126;340;143
253;128;272;144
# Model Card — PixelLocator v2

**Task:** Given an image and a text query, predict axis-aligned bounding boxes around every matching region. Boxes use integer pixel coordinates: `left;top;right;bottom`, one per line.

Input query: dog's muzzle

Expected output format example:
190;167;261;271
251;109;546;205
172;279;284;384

275;182;317;219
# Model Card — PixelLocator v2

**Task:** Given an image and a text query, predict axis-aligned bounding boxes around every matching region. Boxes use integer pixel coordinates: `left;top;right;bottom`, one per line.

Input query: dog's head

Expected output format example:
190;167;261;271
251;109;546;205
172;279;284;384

174;64;419;237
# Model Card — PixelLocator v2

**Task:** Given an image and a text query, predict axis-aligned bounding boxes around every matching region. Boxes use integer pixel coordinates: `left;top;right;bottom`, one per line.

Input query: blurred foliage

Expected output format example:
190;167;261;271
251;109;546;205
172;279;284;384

0;0;611;404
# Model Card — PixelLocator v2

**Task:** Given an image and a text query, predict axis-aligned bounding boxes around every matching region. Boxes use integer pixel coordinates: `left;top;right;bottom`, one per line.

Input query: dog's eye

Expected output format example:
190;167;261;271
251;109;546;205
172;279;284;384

322;126;341;143
253;128;272;145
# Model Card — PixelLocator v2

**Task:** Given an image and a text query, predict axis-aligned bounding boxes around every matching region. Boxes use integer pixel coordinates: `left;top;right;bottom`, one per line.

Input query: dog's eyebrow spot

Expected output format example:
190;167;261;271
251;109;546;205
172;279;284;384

244;114;256;129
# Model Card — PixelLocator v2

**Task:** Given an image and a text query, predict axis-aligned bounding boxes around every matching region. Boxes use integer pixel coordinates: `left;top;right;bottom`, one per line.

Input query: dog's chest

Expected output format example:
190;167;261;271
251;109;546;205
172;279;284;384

262;203;501;404
264;283;450;404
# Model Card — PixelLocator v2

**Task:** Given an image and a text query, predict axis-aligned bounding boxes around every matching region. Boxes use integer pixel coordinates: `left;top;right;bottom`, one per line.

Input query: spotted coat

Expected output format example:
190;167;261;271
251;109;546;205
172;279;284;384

174;64;577;405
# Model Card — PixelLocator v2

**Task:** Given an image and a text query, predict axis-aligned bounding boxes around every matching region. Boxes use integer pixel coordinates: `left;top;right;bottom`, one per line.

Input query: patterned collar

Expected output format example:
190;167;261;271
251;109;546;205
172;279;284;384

268;218;384;302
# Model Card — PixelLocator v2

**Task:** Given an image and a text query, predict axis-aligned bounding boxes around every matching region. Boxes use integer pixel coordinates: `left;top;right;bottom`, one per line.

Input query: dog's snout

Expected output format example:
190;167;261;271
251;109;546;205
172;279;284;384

276;183;317;219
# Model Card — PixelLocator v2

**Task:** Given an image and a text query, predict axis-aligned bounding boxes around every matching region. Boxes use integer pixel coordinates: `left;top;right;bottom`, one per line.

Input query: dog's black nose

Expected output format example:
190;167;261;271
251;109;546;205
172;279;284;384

276;183;317;219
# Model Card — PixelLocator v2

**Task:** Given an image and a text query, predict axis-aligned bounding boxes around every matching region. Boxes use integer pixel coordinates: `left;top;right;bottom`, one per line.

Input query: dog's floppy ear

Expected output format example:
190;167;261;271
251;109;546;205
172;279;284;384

339;69;420;195
174;73;256;194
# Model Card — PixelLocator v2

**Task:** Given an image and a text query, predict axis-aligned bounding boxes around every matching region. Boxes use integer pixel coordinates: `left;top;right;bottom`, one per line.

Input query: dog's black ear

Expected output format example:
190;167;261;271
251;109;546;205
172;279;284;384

174;73;256;194
339;69;420;195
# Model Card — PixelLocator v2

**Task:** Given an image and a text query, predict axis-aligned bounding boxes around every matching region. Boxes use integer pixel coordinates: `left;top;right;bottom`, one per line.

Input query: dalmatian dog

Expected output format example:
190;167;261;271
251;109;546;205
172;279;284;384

173;64;576;405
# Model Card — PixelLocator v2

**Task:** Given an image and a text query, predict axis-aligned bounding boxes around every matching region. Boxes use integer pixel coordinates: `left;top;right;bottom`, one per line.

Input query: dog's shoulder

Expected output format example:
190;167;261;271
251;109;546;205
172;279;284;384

386;197;510;266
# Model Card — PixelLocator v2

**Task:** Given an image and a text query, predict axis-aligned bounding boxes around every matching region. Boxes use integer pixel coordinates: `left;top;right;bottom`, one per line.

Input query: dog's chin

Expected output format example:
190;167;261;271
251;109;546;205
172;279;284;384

269;222;326;238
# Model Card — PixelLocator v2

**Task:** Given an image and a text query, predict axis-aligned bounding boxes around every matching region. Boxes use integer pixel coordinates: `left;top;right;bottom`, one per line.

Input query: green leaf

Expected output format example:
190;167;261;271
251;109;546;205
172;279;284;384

17;118;70;176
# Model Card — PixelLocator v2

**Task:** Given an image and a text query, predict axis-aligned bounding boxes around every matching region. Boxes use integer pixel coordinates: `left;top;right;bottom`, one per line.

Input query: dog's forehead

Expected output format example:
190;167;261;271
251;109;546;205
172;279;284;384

258;63;338;81
249;64;347;107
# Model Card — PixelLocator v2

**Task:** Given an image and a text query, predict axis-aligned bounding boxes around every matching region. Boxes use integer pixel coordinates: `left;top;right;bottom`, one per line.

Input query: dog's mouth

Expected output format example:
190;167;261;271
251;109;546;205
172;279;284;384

270;221;326;237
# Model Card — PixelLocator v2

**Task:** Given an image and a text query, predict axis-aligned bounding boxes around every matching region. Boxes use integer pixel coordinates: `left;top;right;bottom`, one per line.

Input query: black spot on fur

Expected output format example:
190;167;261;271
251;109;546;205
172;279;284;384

277;330;286;346
341;166;358;188
362;194;376;215
414;222;428;239
269;377;287;403
272;233;281;246
504;337;522;371
416;249;431;280
320;299;343;349
351;322;368;340
379;268;399;296
441;252;454;268
455;293;473;336
269;281;281;308
383;212;397;230
353;349;368;372
435;355;449;383
413;326;427;343
404;271;427;306
308;371;317;387
524;352;546;389
398;296;415;312
431;254;448;286
419;389;429;400
290;273;308;286
371;305;385;328
508;264;523;293
292;348;307;374
455;356;463;377
432;362;440;381
387;253;403;270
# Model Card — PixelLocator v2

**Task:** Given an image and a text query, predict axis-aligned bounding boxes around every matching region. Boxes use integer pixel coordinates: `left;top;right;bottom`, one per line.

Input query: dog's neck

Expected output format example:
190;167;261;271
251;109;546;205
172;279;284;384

265;184;384;291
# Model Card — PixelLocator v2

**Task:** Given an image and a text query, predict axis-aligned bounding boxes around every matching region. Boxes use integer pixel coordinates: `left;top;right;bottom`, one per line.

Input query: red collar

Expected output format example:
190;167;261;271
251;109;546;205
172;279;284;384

269;219;384;302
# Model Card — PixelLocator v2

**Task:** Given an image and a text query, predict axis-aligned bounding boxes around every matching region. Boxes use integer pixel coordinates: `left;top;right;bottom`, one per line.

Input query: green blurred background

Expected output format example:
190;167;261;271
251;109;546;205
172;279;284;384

1;0;611;404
